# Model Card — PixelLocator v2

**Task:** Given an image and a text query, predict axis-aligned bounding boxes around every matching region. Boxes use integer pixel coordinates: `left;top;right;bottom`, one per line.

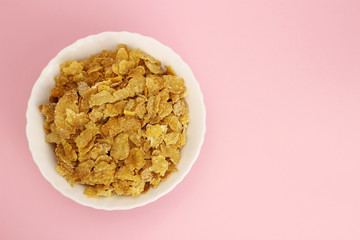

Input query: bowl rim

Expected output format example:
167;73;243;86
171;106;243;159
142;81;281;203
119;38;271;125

26;31;206;210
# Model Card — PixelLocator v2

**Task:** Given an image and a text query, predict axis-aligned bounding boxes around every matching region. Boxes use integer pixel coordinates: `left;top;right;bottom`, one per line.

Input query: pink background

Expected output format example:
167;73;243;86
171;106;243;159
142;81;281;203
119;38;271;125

1;0;360;239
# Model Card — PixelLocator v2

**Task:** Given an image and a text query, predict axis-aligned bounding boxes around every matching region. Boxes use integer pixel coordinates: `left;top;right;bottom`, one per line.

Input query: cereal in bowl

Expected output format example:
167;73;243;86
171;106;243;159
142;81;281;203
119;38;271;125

39;44;189;198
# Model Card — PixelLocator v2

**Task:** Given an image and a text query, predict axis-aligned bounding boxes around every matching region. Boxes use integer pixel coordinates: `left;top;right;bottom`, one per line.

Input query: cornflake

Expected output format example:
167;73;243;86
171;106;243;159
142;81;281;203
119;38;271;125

39;44;189;198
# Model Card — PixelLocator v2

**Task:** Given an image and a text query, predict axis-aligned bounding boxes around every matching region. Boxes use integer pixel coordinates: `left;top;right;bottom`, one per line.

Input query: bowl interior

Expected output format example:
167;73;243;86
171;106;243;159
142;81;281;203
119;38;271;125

26;32;206;210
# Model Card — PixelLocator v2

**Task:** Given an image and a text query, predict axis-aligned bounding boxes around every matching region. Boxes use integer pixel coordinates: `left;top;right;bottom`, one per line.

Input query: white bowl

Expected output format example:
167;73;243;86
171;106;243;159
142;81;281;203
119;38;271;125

26;31;206;210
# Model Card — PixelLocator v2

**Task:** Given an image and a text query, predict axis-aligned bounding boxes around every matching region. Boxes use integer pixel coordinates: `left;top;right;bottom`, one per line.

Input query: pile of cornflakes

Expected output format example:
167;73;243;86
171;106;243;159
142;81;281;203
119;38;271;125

39;44;189;198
